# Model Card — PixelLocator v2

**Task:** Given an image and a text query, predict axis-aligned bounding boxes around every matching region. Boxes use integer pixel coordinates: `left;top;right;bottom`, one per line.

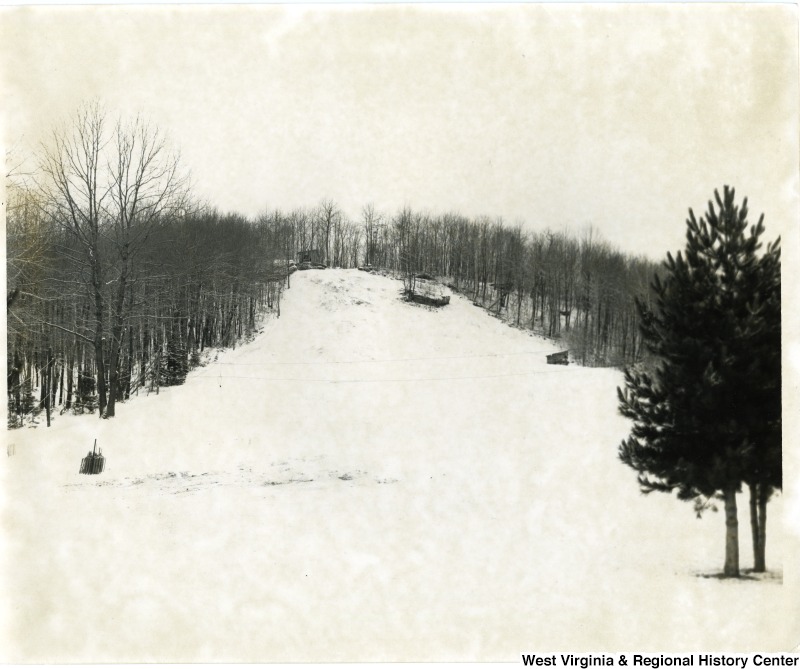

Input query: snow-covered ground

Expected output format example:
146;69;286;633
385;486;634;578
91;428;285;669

1;269;796;662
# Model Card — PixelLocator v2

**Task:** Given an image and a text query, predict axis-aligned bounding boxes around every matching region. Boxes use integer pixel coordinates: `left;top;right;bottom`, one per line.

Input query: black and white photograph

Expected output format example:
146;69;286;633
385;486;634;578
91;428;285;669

1;2;798;662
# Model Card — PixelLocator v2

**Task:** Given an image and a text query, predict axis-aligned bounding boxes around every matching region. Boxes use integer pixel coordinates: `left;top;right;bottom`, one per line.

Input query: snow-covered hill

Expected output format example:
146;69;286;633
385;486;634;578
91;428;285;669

1;270;794;661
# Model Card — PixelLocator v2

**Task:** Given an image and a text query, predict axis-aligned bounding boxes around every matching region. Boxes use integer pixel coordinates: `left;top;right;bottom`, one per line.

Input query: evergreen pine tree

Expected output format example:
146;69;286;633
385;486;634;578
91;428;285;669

76;368;97;414
162;334;188;386
618;187;781;577
739;231;781;571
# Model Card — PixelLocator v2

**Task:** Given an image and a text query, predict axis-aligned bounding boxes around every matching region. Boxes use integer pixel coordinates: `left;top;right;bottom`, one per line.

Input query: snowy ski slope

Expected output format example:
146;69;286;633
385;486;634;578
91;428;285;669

1;269;795;661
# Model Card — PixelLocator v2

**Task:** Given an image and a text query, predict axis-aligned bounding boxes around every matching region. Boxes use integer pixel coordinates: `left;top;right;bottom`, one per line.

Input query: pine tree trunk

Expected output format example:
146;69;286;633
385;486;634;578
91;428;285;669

755;484;768;572
723;486;740;577
749;483;760;571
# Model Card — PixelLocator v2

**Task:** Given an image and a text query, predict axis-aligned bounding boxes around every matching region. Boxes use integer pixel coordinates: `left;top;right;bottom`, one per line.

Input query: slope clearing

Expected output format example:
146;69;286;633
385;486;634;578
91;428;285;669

1;269;792;661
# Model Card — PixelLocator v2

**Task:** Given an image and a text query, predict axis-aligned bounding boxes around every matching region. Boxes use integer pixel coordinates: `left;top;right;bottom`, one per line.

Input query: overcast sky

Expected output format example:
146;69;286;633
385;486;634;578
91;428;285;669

2;3;798;260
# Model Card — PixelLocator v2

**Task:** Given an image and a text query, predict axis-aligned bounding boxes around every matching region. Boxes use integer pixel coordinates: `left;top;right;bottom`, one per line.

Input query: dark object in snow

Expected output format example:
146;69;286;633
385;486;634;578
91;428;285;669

80;439;105;475
406;277;451;307
546;350;569;365
408;292;450;307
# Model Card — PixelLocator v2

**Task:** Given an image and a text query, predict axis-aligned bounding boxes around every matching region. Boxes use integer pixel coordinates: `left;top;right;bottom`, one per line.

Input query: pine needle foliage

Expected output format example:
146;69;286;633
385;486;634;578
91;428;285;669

617;186;781;575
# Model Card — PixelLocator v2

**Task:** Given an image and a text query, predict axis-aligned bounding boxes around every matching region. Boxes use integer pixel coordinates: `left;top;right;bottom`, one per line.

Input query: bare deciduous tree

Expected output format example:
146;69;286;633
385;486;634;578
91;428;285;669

39;102;112;415
38;102;188;418
104;116;189;417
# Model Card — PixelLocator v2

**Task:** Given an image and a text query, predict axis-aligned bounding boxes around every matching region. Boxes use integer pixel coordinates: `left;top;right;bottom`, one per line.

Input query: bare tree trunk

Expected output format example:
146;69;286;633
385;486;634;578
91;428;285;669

44;347;52;427
58;357;65;407
106;262;128;418
65;353;74;409
155;349;161;395
92;289;108;416
125;325;133;400
92;271;108;417
94;335;106;416
106;336;121;417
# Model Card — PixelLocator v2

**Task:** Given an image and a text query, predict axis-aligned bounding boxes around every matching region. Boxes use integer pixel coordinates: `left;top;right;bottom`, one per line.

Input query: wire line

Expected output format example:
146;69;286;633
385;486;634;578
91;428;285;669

193;368;570;384
205;349;559;366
